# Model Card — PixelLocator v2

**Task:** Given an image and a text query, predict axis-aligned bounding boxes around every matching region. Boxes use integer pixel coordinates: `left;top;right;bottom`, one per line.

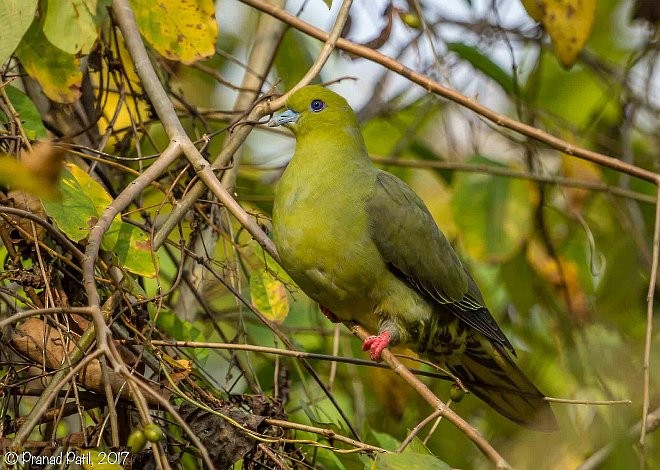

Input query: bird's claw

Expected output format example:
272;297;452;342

319;305;341;323
362;331;391;362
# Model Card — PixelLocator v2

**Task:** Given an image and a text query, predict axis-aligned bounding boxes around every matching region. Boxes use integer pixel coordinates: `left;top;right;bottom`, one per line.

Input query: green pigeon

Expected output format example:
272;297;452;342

269;85;557;431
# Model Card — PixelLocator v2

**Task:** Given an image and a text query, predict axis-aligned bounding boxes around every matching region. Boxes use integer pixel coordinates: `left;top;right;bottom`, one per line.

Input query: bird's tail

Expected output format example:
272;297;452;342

446;339;558;432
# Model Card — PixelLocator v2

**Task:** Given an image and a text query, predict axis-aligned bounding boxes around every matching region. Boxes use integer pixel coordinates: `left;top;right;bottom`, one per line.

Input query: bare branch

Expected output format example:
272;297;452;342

348;322;512;469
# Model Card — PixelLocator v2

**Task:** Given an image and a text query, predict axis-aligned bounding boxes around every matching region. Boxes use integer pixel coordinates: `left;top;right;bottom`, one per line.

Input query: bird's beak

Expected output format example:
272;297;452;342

269;109;300;127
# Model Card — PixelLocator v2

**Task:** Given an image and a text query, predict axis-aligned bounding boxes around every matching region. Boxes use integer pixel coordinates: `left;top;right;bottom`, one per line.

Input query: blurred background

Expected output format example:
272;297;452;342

0;0;658;468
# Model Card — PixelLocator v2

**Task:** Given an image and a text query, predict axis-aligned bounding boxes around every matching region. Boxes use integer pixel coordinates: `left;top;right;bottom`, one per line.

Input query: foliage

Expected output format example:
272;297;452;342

0;0;658;469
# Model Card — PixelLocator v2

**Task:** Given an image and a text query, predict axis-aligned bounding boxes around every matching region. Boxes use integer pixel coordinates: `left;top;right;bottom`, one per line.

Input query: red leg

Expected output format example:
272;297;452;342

319;305;341;323
362;331;391;362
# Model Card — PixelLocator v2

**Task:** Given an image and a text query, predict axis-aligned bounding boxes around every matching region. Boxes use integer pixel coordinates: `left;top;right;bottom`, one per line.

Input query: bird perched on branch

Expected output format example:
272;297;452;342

269;85;557;431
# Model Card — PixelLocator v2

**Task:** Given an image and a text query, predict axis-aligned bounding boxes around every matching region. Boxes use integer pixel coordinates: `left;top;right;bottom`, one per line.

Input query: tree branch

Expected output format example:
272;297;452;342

348;322;512;469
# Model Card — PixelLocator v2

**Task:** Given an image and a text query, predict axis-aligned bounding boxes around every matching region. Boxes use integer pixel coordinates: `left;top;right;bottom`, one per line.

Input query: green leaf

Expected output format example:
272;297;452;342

532;60;620;126
370;452;451;470
404;436;433;455
42;163;111;242
447;43;515;94
315;449;348;470
0;0;37;66
129;0;218;64
263;250;296;286
42;163;157;277
451;156;538;262
103;217;156;277
155;308;209;364
370;430;400;451
43;0;99;54
15;20;82;103
500;250;553;315
250;269;290;323
322;0;333;8
301;404;336;429
1;86;48;140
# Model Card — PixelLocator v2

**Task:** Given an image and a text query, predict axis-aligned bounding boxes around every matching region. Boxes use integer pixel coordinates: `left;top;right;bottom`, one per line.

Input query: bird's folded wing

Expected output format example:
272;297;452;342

366;170;514;353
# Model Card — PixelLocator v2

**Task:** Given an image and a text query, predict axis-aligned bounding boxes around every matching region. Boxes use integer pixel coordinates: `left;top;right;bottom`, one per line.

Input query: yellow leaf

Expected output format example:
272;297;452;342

521;0;596;68
561;153;601;212
0;143;64;199
250;270;290;324
129;0;218;64
15;20;82;103
95;34;150;141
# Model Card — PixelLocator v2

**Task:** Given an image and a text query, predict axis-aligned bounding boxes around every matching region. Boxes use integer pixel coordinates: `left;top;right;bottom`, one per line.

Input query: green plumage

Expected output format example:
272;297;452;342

271;85;557;431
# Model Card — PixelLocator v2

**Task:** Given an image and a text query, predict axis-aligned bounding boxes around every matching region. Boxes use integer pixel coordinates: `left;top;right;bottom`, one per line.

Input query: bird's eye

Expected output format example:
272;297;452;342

310;99;325;112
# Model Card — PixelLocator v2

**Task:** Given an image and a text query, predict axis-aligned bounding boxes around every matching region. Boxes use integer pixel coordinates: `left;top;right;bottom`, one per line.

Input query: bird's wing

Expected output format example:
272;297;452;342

366;170;514;353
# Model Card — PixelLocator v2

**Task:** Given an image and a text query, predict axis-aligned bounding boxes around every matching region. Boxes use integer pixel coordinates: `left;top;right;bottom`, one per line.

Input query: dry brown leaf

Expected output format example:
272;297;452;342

10;317;162;403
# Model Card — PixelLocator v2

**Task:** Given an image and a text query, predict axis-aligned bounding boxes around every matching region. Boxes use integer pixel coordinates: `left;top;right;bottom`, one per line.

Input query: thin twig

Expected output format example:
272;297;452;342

328;324;341;391
221;0;287;192
0;206;86;260
127;376;215;470
577;406;660;470
264;418;386;454
11;350;103;446
348;322;512;469
396;409;444;453
640;190;660;448
129;339;453;381
370;157;655;204
543;397;631;405
0;307;94;330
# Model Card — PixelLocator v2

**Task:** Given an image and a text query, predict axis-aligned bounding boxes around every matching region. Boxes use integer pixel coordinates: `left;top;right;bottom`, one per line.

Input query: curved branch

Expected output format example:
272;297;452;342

0;306;93;330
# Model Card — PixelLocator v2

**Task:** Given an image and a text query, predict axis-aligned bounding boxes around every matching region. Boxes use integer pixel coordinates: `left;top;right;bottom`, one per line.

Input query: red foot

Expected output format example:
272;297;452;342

362;331;391;362
319;305;341;323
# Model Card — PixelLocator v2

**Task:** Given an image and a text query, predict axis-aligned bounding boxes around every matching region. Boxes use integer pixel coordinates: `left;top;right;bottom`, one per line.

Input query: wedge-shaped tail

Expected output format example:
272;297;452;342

446;338;558;432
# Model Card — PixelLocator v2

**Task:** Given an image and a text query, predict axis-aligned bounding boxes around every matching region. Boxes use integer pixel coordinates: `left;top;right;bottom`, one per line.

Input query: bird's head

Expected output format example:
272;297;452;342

268;85;359;137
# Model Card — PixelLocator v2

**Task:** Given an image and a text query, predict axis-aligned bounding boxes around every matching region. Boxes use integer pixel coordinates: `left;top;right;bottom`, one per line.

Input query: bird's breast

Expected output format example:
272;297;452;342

273;177;382;319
